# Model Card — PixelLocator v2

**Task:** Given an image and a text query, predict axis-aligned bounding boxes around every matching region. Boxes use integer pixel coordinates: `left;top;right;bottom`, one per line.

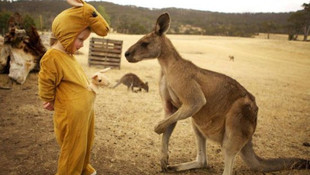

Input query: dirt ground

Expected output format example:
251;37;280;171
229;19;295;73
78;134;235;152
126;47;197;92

0;33;309;175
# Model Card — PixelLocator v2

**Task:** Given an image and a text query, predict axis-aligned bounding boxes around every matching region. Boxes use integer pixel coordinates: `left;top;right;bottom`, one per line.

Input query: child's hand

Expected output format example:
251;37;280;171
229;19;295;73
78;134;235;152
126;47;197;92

43;101;54;111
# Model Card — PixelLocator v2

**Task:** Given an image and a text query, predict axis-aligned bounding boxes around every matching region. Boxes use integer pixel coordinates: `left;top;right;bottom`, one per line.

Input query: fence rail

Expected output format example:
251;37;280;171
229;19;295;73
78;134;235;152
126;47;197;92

88;37;123;69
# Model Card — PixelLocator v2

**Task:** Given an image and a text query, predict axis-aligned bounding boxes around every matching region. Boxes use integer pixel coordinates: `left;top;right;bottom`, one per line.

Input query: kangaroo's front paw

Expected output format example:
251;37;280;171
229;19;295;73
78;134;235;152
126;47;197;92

154;122;166;134
167;165;178;172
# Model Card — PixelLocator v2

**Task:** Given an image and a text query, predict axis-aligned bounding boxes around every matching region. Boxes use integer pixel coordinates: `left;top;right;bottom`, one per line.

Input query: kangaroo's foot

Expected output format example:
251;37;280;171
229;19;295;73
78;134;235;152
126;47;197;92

167;160;207;172
160;153;169;172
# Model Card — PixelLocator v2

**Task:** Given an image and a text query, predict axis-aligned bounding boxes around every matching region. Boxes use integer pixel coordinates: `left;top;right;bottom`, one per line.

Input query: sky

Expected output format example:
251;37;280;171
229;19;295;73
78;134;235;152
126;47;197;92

95;0;308;13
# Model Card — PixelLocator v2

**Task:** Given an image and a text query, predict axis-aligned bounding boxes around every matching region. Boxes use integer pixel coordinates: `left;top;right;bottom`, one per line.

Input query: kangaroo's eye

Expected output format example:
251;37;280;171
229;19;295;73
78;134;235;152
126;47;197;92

141;42;149;47
92;11;98;17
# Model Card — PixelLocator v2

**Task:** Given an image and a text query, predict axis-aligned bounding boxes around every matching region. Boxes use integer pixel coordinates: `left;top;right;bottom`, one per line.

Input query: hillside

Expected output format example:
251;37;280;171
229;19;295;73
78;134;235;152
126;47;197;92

0;0;292;36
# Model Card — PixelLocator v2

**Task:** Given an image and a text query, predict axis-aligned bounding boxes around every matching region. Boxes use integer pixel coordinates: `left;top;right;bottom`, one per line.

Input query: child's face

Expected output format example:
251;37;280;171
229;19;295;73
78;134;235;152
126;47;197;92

72;29;91;53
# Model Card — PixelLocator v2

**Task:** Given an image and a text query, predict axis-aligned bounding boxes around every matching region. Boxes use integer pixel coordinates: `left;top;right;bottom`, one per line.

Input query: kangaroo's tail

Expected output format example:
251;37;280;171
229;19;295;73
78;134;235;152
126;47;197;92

112;80;121;89
240;140;310;172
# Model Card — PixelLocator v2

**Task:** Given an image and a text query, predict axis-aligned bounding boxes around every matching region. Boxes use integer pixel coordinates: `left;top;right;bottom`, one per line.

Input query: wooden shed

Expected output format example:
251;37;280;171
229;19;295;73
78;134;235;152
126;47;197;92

88;37;123;69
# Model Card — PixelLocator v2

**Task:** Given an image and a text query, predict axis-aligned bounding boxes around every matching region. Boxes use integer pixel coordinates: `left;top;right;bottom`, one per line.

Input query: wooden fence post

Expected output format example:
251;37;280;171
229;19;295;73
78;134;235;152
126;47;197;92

88;37;123;69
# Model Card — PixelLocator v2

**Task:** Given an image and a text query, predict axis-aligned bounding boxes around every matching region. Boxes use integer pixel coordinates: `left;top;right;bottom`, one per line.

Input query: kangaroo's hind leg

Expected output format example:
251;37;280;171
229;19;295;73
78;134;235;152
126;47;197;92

222;131;249;175
222;136;242;175
127;82;133;91
167;121;207;171
222;102;255;175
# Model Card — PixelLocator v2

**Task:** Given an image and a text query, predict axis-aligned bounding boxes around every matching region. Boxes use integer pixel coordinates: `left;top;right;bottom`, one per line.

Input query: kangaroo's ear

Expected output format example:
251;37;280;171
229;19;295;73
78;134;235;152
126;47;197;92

155;13;170;36
99;67;111;73
67;0;83;7
92;74;98;80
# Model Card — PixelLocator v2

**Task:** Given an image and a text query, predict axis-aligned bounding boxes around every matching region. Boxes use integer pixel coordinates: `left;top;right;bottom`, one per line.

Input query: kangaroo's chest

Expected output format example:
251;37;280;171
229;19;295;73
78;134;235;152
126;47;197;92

167;85;182;108
160;74;182;108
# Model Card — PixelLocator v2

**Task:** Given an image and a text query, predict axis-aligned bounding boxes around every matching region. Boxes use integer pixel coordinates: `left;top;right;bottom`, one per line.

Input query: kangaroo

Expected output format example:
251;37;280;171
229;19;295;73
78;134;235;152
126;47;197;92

113;73;149;92
229;55;234;61
125;13;309;175
88;67;111;94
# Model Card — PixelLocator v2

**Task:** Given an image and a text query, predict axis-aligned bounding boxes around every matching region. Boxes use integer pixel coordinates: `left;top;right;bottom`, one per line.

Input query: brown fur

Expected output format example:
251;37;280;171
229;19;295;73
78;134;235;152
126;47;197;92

113;73;149;92
125;13;309;175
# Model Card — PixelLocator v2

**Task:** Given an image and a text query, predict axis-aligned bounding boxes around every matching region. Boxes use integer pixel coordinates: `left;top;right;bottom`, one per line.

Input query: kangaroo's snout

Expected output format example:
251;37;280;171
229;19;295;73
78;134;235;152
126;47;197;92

125;51;139;63
125;51;130;58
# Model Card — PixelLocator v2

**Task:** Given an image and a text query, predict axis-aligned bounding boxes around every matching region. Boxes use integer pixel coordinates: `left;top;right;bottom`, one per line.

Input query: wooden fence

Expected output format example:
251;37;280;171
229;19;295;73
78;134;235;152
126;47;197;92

88;37;123;69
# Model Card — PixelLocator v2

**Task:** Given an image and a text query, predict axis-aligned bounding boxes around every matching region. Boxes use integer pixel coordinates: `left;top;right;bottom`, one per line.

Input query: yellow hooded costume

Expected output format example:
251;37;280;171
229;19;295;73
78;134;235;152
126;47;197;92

38;0;109;174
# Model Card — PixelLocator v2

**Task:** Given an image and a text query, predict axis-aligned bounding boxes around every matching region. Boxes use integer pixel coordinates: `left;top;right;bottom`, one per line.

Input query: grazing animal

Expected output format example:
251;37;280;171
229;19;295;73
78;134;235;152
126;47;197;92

113;73;149;92
125;13;309;175
229;55;234;61
88;67;111;94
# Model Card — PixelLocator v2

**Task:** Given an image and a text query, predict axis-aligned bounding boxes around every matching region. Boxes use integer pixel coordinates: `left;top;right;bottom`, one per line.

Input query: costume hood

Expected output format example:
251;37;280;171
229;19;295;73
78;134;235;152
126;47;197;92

52;0;109;53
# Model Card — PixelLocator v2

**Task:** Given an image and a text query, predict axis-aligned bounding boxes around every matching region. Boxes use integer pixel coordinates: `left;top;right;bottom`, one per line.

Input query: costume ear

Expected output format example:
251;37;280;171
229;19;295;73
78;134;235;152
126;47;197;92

155;13;170;36
67;0;83;7
99;67;111;73
92;74;98;80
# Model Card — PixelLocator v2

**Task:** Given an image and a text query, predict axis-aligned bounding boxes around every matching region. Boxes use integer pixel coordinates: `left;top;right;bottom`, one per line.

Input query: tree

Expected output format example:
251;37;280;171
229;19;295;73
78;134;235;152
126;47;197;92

288;2;310;41
23;14;36;31
261;21;276;39
0;12;12;35
288;11;304;40
301;2;310;41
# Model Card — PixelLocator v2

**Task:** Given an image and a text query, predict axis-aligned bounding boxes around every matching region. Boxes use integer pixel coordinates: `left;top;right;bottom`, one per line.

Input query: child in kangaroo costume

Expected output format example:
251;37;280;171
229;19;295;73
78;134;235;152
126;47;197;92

38;0;109;174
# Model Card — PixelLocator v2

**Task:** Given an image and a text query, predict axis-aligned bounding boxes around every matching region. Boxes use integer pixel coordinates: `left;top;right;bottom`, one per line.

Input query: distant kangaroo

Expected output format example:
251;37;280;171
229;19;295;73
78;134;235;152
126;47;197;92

125;13;309;175
229;55;234;61
113;73;149;92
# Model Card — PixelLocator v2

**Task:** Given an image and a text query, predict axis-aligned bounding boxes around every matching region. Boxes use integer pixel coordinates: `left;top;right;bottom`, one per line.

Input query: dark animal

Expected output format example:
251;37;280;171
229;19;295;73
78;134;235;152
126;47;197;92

113;73;149;92
124;13;309;175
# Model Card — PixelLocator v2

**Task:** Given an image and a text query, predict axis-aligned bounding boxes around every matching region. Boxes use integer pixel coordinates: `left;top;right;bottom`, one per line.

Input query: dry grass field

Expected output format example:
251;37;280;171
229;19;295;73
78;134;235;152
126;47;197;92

0;33;309;175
